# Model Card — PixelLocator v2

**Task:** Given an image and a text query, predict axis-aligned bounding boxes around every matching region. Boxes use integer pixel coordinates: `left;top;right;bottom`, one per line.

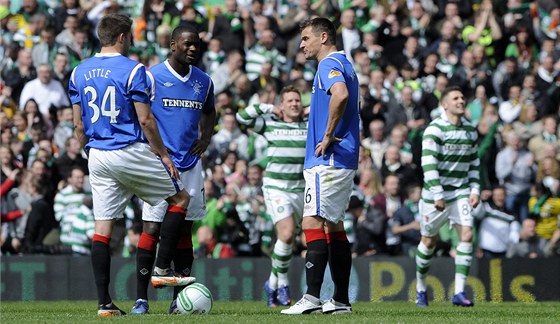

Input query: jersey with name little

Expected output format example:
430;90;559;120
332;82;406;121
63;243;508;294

68;53;151;150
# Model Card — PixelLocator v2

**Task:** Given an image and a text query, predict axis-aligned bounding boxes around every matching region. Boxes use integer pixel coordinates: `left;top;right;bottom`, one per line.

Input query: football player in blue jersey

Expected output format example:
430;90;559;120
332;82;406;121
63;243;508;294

281;17;359;315
68;14;194;317
130;25;216;315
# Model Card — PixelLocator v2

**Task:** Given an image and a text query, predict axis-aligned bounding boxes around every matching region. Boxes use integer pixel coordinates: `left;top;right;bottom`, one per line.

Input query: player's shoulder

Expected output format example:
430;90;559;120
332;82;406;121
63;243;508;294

190;65;213;83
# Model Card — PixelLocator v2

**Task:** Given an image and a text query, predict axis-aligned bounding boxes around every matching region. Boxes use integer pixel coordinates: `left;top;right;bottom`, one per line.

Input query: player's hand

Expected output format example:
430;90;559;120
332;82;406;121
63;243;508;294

315;135;342;158
190;138;211;157
161;154;180;180
469;194;480;208
434;199;445;211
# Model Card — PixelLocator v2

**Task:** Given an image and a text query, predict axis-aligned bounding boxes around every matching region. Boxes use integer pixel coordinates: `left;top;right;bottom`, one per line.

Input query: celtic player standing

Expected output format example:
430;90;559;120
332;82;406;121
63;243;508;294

236;86;307;308
415;86;480;307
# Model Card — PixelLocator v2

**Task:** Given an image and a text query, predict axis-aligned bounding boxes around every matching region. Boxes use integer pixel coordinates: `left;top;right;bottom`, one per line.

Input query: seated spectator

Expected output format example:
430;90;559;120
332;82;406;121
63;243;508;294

195;225;235;258
507;218;546;258
498;85;523;124
391;183;421;257
474;186;519;259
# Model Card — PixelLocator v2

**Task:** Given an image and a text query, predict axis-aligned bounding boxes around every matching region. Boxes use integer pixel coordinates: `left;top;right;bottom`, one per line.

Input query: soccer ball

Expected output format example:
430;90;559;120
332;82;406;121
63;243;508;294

176;283;213;315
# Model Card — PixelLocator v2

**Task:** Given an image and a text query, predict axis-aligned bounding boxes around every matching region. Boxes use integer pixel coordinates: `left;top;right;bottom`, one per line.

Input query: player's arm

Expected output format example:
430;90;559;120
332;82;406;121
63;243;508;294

315;81;348;158
72;103;88;149
468;133;481;208
135;101;180;180
421;126;445;209
191;86;217;157
236;103;274;134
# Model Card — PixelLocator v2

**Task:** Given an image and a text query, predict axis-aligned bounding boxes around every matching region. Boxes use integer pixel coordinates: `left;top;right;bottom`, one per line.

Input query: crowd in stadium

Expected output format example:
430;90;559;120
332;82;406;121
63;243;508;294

1;0;559;259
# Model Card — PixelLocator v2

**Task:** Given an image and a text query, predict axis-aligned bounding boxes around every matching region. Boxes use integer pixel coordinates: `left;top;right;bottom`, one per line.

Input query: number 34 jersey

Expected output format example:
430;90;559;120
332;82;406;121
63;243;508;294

68;53;151;151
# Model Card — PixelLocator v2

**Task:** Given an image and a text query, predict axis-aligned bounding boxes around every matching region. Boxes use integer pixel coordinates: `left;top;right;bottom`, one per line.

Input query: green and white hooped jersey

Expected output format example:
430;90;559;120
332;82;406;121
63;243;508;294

237;104;307;193
421;113;480;203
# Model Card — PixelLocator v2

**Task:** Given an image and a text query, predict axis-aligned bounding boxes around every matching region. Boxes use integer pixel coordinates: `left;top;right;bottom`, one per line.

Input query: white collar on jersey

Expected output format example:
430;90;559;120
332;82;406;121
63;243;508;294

164;60;192;82
94;53;122;57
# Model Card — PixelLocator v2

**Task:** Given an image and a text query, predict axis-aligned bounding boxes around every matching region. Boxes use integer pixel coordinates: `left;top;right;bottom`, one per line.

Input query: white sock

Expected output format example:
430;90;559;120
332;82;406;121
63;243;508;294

416;241;434;292
454;242;473;294
269;240;292;289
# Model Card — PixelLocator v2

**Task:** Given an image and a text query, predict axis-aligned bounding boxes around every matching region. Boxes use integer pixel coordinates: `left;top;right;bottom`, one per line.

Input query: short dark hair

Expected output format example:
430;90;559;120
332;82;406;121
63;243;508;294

280;85;301;101
171;25;199;40
441;86;463;101
97;13;132;47
300;17;336;46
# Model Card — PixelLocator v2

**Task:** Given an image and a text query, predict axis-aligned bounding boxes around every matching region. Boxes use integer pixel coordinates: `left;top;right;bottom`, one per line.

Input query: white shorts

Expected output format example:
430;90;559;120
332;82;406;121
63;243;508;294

263;187;304;224
142;160;205;222
88;142;183;221
303;165;356;224
419;197;473;237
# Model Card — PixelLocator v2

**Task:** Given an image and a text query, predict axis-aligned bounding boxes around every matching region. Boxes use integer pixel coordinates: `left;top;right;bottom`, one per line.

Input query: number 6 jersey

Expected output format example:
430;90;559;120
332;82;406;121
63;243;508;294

68;53;151;151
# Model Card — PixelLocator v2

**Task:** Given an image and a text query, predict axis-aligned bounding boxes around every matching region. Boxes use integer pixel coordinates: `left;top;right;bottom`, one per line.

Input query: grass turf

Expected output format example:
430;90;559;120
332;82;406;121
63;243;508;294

1;301;559;323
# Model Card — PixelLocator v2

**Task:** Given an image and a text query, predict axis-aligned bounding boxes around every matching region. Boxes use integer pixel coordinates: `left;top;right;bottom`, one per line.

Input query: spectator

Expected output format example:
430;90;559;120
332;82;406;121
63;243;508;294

528;115;560;162
512;102;543;142
3;48;36;104
211;49;245;95
19;63;70;117
22;175;58;253
361;119;389;170
53;167;90;226
391;183;421;257
529;182;560;244
461;0;502;67
208;112;249;161
495;131;535;221
474;186;519;259
201;38;225;76
372;173;404;255
380;144;420;188
211;0;250;52
55;14;79;47
52;52;71;92
498;85;523;124
507;218;546;258
52;106;74;154
337;9;362;62
195;225;235;258
58;194;95;255
54;136;88;182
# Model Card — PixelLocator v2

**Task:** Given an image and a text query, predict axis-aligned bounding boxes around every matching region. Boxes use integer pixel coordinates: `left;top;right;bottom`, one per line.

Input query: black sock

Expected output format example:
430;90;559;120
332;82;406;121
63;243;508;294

155;211;185;270
172;247;194;299
92;240;111;305
329;239;351;305
305;239;328;298
136;248;156;300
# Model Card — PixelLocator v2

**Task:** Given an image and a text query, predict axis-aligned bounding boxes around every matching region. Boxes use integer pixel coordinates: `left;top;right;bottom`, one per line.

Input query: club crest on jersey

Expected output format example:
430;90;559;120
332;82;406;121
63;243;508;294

328;70;342;78
192;80;203;95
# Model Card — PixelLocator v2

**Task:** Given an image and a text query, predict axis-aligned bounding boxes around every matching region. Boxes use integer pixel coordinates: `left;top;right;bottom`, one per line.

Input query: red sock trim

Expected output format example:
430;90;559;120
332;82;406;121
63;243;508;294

138;232;159;251
177;234;193;249
327;231;348;243
93;234;111;245
167;205;186;214
304;228;327;244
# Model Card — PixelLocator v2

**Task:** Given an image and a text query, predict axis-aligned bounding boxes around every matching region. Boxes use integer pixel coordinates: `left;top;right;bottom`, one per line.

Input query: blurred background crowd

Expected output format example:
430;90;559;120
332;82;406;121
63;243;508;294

1;0;559;260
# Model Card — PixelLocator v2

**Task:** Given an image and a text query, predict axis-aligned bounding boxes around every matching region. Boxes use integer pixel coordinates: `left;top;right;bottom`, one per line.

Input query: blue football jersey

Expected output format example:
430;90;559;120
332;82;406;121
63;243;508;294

148;60;214;172
68;53;151;150
304;51;360;170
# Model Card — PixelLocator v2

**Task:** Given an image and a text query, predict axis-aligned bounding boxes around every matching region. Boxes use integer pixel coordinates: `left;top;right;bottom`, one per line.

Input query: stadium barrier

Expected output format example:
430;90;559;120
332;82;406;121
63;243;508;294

1;256;559;301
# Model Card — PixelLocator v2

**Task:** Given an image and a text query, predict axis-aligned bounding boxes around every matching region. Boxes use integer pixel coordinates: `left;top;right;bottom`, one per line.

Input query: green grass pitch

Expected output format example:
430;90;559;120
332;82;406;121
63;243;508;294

1;301;559;323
